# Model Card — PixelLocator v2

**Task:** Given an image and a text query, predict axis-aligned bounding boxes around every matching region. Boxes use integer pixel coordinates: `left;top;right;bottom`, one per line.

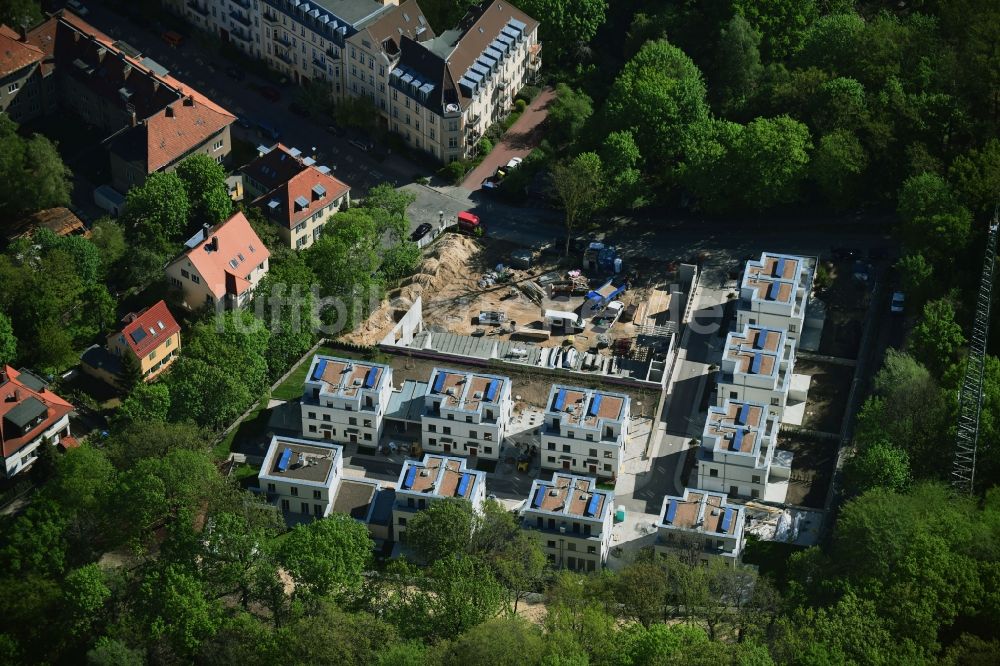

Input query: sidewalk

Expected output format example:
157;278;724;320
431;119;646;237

461;86;555;189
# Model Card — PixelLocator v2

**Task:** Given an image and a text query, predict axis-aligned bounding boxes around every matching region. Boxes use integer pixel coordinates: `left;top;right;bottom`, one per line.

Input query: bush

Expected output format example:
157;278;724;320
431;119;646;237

438;160;466;185
517;85;541;103
514;98;527;113
479;137;494;155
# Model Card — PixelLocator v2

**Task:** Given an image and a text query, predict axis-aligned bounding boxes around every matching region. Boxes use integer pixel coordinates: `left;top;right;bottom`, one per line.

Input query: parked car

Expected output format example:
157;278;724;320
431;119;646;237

890;291;905;314
225;66;246;81
289;102;310;118
410;223;432;242
832;247;862;262
348;136;374;152
66;0;89;15
505;156;523;170
161;30;184;47
481;176;501;190
256;86;281;102
853;260;871;282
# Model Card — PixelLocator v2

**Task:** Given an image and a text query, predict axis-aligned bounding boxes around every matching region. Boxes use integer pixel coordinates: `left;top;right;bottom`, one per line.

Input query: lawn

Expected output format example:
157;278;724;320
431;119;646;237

213;396;270;460
271;343;356;400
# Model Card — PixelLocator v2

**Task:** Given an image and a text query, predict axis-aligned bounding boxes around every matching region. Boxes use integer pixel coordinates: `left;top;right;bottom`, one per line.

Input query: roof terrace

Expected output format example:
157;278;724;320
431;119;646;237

703;400;770;457
306;355;388;398
659;489;741;537
427;367;507;412
260;436;340;486
741;253;809;308
546;385;628;429
525;473;611;521
723;326;788;379
397;454;483;500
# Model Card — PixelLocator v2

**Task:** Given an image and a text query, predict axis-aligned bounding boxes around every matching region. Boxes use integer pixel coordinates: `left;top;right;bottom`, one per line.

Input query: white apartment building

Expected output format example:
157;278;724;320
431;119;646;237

392;454;486;543
258;434;344;518
655;489;746;565
421;367;512;461
540;385;630;481
521;472;614;572
173;0;541;163
695;399;792;503
737;252;814;340
301;355;394;449
716;324;805;422
1;366;74;479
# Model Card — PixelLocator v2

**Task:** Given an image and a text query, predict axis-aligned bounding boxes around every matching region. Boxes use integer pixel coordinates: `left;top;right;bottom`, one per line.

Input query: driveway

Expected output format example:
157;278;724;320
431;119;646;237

461;86;555;190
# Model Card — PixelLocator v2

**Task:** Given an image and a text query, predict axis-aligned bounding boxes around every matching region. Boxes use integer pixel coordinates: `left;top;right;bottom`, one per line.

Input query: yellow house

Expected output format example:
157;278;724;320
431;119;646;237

107;300;181;383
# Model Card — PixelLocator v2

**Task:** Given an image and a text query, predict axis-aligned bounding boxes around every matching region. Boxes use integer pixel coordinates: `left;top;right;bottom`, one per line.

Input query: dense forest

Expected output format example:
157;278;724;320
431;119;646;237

1;0;1000;664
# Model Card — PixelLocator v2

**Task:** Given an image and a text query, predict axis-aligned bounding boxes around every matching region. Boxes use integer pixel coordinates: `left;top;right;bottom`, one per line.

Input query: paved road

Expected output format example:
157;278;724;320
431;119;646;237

461;86;554;190
84;1;428;193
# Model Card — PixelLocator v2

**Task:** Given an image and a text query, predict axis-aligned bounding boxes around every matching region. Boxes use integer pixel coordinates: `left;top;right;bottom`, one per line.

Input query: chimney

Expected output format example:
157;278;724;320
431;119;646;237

0;369;7;385
130;110;137;127
165;105;174;118
18;23;27;42
211;235;219;251
13;389;21;402
183;95;194;106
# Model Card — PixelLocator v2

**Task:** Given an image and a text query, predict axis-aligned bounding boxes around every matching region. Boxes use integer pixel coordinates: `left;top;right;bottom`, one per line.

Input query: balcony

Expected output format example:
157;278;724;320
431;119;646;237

229;11;252;28
273;32;292;48
275;50;294;65
312;56;327;69
231;27;252;43
262;10;280;24
230;0;251;9
186;1;209;17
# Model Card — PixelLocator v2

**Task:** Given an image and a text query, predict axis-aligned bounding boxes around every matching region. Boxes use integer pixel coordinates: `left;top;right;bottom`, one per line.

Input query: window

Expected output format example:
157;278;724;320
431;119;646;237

308;425;317;432
484;447;492;454
447;414;454;421
547;443;555;450
604;451;613;458
789;324;797;332
7;82;19;93
567;543;576;552
465;415;472;423
589;449;597;457
547;540;556;548
148;350;156;361
428;424;436;432
398;517;407;526
469;430;477;439
314;504;323;517
547;456;555;462
308;412;316;419
301;502;309;514
604;463;611;471
170;277;182;288
751;489;760;498
587;545;597;554
191;274;201;284
322;414;330;422
181;269;190;279
313;490;321;499
709;468;718;478
213;139;224;151
267;483;275;493
429;128;435;140
562;445;571;453
349;417;357;426
443;427;451;435
363;433;372;441
752;475;761;484
407;497;415;508
291;487;298;496
770;397;780;406
729;391;739;400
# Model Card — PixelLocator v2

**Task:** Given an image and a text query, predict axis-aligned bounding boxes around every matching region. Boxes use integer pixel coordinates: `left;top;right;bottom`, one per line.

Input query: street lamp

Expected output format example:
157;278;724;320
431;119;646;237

438;210;444;227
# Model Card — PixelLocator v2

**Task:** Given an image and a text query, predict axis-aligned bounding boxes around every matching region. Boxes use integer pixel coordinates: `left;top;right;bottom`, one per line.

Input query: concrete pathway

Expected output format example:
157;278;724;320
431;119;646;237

461;86;555;189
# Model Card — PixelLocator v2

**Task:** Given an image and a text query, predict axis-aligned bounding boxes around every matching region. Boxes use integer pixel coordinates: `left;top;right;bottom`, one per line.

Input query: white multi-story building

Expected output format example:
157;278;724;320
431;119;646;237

392;454;486;543
737;252;814;340
540;385;630;481
695;399;792;502
421;367;512;461
716;324;802;420
0;366;74;479
655;489;746;565
301;355;394;449
258;435;344;518
521;472;614;572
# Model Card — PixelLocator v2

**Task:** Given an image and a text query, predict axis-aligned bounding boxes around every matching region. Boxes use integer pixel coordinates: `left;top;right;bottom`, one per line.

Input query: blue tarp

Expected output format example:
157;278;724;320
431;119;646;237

403;466;417;489
532;486;545;508
485;379;499;402
364;366;378;388
456;474;470;497
553;388;567;411
665;499;677;523
731;428;744;451
312;358;328;381
432;371;446;393
753;330;767;349
585;493;600;516
720;508;734;532
774;257;785;277
766;282;781;301
750;353;763;374
737;404;750;426
277;447;293;471
589;393;603;417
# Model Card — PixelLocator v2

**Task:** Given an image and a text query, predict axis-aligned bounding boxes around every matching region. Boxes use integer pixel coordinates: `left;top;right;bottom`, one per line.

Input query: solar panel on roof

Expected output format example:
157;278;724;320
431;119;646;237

553;388;566;411
466;69;484;83
364;366;378;388
588;393;602;417
456;474;470;497
665;499;677;523
750;353;763;374
585;494;600;516
403;466;417;489
720;507;734;532
129;328;147;344
288;147;301;157
766;282;781;301
532;486;545;508
774;257;785;277
753;330;767;349
390;68;403;78
485;379;499;401
731;428;744;451
489;38;506;53
312;358;328;381
277;447;293;471
737;404;749;425
432;371;446;393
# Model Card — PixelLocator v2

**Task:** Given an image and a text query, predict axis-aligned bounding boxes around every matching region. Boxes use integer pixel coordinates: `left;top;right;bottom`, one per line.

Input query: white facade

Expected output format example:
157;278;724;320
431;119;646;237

695;399;791;502
521;472;614;572
258;435;344;518
655;489;745;565
716;325;797;419
3;413;71;479
420;367;512;461
736;252;814;340
540;385;630;480
392;454;486;543
301;355;393;449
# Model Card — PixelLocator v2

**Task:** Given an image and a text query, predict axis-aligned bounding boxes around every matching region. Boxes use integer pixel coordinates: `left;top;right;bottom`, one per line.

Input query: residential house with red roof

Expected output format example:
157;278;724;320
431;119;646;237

17;11;234;193
241;144;351;249
166;211;270;310
0;366;74;479
0;24;46;122
82;300;182;387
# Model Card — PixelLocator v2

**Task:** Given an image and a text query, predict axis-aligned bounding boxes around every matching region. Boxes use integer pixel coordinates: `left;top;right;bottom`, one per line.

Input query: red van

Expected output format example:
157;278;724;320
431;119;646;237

457;211;483;235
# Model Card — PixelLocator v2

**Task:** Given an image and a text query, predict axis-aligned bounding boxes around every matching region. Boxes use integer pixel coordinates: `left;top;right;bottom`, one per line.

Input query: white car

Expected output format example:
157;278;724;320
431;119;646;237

505;157;523;170
67;0;89;15
890;291;905;314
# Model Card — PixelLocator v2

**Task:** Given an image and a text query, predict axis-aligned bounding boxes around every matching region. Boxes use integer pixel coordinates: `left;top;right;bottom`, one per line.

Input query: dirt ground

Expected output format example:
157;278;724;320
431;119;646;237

779;432;837;508
795;359;853;433
815;262;869;359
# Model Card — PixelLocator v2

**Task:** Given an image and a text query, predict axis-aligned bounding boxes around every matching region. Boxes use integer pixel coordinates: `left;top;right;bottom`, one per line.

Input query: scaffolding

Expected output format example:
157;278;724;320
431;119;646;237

953;212;999;493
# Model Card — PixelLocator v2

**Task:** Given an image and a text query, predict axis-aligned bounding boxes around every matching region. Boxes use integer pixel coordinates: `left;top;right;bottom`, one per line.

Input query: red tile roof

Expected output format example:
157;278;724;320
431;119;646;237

254;166;351;229
116;300;180;359
135;96;235;172
23;16;56;76
0;366;73;459
173;211;270;299
0;24;44;77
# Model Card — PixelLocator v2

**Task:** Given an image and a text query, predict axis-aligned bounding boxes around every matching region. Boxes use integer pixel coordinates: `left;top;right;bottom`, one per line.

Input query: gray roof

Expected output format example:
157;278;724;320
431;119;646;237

81;345;123;376
414;329;496;358
14;368;48;392
386;379;427;424
4;397;47;429
332;479;377;519
311;0;387;26
369;487;395;525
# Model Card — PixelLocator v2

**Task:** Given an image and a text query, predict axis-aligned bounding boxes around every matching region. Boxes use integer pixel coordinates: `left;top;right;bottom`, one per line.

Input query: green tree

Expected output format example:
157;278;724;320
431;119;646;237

605;39;709;167
86;637;145;666
201;506;284;608
897;172;972;268
61;564;111;637
0;311;15;365
363;182;416;243
0;0;42;28
616;559;669;628
114;381;171;428
122;171;191;252
118;350;143;392
896;253;935;308
948;138;1000;216
138;564;222;658
811;129;868;206
105;421;210;469
278;600;399;665
0;500;69;577
551;152;604;256
843;440;911;496
734;0;819;60
813;77;867;133
381;241;421;283
277;513;372;600
434;616;545;666
909;298;965;377
714;14;763;113
176;153;233;227
547;83;593;147
167;356;258;429
88;219;126;280
599;130;643;207
0;129;73;216
734;115;812;210
406;498;475;564
515;0;606;64
796;12;866;75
